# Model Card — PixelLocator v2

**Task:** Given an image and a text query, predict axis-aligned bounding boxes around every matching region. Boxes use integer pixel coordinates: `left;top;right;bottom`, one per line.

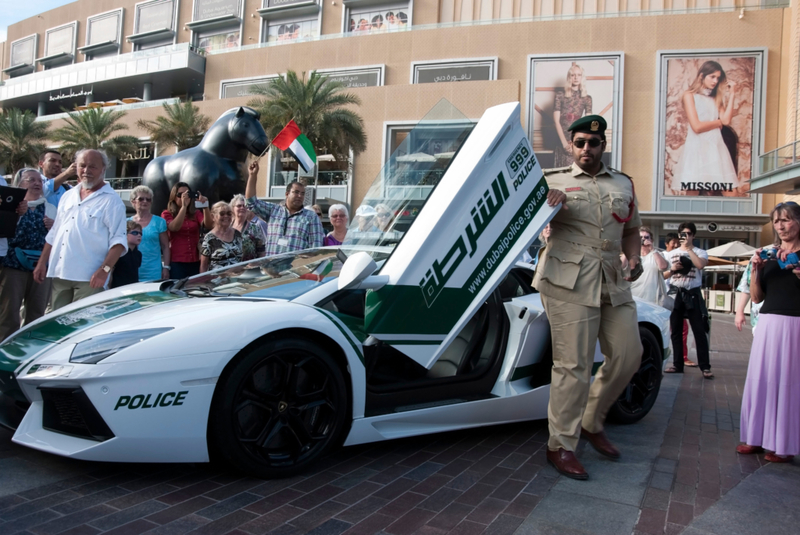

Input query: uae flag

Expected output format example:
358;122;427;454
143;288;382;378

272;120;316;173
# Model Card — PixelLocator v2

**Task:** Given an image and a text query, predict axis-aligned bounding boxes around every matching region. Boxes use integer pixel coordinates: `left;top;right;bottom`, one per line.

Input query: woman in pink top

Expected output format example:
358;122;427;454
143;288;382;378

161;182;213;279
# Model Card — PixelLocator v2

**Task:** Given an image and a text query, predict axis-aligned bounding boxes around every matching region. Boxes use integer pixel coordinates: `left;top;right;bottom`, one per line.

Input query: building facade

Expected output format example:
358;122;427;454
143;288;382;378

2;0;799;249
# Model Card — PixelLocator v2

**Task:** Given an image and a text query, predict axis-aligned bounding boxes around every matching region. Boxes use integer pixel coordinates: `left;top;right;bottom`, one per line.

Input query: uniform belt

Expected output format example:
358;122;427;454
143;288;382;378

550;233;621;252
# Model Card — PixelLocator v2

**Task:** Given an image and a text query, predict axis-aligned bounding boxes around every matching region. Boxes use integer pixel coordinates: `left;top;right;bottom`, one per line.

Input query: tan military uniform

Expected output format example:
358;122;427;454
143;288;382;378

533;163;644;452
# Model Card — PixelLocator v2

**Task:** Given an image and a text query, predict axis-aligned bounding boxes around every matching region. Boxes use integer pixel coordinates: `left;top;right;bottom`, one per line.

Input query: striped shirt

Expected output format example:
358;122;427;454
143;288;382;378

246;197;324;256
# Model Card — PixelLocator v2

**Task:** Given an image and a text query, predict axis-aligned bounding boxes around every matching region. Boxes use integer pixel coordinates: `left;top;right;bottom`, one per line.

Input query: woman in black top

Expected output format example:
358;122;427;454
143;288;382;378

737;201;800;463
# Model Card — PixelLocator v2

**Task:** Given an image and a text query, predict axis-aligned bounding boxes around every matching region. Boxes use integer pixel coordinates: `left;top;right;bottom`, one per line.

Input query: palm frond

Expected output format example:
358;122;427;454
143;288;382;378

0;108;50;175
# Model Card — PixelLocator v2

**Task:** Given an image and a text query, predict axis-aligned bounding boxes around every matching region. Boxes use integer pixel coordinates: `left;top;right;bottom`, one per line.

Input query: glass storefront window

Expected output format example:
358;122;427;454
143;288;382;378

266;18;317;42
197;29;241;52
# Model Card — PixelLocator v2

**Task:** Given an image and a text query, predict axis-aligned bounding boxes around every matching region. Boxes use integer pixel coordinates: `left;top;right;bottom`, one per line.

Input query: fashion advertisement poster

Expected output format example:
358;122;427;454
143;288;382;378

528;54;622;169
349;8;408;34
661;53;762;197
198;30;240;52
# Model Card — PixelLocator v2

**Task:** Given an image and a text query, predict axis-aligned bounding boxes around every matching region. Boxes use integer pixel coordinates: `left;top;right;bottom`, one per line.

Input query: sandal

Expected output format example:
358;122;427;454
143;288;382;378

685;360;698;367
765;453;794;463
702;369;714;379
664;366;682;374
736;444;764;455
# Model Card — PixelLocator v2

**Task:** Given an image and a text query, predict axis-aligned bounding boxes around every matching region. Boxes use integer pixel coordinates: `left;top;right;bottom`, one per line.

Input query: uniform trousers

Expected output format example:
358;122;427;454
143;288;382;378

541;283;642;452
0;268;51;341
50;278;103;312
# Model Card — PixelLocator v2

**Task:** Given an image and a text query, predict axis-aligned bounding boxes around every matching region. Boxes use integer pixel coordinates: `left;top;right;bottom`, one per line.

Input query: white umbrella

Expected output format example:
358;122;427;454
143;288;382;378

705;241;756;258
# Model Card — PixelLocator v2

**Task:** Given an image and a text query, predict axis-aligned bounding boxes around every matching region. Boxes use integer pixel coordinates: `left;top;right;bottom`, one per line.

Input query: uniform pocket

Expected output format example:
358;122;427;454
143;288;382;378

608;191;632;220
566;191;591;219
541;248;584;290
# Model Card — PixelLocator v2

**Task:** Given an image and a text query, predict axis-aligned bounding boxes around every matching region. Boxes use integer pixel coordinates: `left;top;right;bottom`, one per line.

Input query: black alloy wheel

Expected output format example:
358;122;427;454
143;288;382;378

608;327;663;425
210;338;348;478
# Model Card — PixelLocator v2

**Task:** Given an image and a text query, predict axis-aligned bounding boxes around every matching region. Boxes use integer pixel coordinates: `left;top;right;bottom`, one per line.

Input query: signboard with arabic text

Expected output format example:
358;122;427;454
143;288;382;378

412;59;496;84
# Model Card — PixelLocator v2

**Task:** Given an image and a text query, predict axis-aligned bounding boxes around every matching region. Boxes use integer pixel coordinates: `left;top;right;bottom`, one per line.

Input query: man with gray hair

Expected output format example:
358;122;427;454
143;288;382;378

33;149;128;310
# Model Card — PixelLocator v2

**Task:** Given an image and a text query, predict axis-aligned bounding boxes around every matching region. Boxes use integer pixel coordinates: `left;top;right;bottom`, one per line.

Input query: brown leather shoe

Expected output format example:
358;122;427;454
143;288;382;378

581;428;621;460
546;448;588;480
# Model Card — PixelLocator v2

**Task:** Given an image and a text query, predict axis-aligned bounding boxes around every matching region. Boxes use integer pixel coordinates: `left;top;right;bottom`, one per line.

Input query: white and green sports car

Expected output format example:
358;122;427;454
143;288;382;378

0;101;670;478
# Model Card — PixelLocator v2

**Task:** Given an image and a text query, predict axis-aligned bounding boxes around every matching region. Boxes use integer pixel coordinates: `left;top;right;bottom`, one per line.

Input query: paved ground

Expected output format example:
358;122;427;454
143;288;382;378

0;312;796;535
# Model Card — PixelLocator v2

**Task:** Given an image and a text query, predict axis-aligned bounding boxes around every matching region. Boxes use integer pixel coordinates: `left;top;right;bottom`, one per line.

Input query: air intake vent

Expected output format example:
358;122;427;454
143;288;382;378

40;386;114;441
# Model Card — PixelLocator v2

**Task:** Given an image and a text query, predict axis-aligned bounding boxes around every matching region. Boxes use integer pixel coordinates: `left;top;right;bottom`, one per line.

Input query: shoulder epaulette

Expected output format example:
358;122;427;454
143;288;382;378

542;166;572;176
608;167;632;180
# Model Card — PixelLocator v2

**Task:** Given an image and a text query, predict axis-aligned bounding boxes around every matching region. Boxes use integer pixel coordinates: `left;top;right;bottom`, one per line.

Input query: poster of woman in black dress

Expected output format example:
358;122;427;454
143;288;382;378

529;54;621;169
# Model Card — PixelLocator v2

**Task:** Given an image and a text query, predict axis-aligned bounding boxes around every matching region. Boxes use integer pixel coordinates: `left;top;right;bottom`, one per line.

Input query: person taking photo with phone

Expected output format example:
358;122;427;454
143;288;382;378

664;222;711;378
161;182;213;279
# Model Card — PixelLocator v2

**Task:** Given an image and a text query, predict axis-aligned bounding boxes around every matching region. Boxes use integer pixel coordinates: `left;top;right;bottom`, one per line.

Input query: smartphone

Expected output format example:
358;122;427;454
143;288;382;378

195;200;209;209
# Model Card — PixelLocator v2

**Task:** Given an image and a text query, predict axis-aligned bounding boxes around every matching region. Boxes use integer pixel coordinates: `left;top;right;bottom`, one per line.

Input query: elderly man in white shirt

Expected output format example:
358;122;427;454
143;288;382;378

33;149;127;311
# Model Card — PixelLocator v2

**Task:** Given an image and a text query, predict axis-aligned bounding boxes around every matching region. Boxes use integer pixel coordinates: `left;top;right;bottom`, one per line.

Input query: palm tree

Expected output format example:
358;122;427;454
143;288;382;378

0;108;49;176
136;100;211;152
248;70;367;162
51;107;140;164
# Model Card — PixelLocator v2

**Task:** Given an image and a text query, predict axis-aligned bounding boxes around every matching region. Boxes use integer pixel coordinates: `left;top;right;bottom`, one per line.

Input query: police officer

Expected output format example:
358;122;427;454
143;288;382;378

533;115;643;480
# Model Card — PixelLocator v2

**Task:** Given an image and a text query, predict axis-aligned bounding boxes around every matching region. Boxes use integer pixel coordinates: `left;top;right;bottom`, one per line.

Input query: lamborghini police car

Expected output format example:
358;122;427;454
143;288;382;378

0;101;670;478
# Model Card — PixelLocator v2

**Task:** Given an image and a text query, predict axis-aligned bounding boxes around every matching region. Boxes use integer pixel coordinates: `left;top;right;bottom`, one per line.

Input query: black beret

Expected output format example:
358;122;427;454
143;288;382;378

568;115;607;135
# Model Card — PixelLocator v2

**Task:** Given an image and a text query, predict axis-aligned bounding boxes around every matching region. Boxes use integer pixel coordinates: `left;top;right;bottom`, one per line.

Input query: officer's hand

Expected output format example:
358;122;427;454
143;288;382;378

547;189;568;210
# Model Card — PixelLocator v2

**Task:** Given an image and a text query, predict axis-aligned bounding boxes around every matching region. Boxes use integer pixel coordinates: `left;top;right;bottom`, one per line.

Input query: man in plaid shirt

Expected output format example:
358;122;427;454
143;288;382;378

245;161;324;256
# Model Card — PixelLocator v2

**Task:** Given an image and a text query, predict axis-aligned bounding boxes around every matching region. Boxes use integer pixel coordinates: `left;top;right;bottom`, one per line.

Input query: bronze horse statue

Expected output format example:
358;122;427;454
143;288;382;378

143;107;269;214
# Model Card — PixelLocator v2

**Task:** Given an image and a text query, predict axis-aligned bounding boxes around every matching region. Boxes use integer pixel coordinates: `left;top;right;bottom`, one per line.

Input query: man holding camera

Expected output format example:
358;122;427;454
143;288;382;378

664;222;712;378
533;115;643;480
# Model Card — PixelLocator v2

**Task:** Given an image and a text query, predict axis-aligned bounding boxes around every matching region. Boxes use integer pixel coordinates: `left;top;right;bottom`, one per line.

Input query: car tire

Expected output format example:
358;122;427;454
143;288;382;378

210;338;349;478
607;327;662;425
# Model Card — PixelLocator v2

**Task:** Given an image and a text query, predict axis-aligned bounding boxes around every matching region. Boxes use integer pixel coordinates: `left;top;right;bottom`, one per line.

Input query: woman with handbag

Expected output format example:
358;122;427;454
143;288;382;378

0;169;56;341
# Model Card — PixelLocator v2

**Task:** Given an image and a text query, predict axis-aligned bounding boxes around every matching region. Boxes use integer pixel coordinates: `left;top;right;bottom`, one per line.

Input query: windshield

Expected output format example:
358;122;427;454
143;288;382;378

179;247;391;299
345;99;474;249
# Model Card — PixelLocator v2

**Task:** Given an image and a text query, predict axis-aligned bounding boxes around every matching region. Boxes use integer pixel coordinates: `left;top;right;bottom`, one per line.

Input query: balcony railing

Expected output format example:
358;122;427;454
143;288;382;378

758;141;800;176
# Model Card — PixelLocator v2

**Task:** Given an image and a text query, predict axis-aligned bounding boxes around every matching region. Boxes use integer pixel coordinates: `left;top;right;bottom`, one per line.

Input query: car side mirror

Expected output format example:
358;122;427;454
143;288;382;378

338;251;389;291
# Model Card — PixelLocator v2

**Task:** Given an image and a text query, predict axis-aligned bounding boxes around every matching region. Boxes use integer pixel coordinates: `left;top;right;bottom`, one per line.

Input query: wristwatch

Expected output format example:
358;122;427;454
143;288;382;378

162;263;170;269
102;265;112;273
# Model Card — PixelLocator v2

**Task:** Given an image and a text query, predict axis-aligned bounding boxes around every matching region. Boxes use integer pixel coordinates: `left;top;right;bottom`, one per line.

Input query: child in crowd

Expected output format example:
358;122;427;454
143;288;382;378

111;221;143;289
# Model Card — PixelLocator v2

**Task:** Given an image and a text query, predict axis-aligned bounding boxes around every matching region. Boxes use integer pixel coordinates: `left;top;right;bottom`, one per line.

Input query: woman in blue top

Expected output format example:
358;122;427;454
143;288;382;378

129;185;170;282
0;169;56;341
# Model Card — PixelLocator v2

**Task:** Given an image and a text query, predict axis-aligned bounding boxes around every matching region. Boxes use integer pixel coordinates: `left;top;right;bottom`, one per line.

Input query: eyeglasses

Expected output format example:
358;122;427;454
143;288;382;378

572;138;603;149
377;213;391;219
136;197;152;202
218;212;233;216
330;214;347;219
128;230;142;236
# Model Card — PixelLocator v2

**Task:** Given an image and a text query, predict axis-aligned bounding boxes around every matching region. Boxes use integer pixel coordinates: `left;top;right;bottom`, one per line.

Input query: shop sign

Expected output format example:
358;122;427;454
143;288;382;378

194;0;241;21
323;69;381;88
121;146;152;161
220;76;278;98
413;61;495;84
137;0;176;34
49;86;93;101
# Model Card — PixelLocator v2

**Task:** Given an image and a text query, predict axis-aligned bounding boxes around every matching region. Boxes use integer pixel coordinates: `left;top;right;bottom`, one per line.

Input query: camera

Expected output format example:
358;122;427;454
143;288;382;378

189;191;199;199
759;248;800;269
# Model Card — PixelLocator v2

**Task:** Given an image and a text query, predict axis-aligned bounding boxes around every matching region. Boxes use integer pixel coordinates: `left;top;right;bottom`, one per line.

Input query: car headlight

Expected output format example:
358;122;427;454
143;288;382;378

70;328;173;364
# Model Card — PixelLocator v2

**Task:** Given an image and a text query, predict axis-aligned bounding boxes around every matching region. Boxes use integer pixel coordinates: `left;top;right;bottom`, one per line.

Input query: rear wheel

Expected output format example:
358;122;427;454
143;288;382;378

608;327;662;425
210;338;349;478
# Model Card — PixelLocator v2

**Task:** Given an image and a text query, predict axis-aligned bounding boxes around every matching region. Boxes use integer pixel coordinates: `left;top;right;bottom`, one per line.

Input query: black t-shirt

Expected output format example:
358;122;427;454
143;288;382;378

111;248;142;289
759;259;800;317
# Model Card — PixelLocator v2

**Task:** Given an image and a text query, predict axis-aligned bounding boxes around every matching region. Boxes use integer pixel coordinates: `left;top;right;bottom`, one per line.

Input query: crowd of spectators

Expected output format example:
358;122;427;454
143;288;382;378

0;149;330;341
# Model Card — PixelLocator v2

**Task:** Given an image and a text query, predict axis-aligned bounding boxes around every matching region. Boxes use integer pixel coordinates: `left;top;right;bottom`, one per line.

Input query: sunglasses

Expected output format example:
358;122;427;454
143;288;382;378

128;230;142;236
136;197;152;202
218;211;233;216
776;201;799;209
573;138;603;149
330;214;347;218
315;212;323;217
377;213;391;219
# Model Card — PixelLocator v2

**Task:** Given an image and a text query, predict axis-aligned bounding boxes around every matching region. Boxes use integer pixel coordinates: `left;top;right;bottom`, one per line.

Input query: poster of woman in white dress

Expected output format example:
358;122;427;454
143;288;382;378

663;55;758;197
